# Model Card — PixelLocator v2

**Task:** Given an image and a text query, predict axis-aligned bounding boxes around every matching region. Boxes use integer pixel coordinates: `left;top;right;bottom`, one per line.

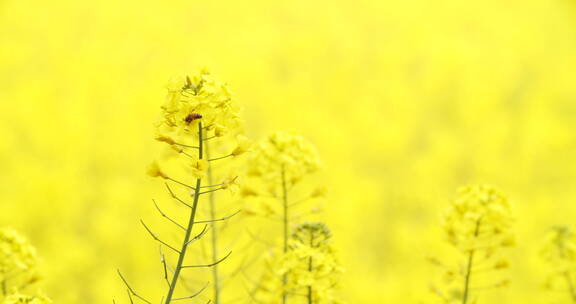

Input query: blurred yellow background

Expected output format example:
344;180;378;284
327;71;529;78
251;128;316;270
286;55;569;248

2;0;576;302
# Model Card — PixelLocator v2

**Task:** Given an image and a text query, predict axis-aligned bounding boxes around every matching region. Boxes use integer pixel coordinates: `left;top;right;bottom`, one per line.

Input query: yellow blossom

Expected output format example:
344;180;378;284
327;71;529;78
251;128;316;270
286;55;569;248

254;222;342;304
310;186;328;198
541;225;576;297
248;132;320;188
221;176;240;193
146;161;168;179
190;159;209;179
0;228;37;275
155;134;176;146
2;294;52;304
156;70;242;144
433;185;515;304
442;185;514;252
0;228;50;301
230;135;252;157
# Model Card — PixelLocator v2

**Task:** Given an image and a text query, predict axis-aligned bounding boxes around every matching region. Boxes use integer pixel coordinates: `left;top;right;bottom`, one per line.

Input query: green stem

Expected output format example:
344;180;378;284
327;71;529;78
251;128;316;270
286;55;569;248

205;137;221;304
164;122;204;304
307;229;315;304
462;218;482;304
281;166;289;304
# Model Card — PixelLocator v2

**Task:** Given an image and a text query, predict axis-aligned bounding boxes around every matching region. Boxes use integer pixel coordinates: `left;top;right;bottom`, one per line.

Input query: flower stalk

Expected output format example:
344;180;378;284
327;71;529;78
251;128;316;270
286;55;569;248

127;70;246;303
462;218;482;304
163;121;204;304
281;165;289;304
205;139;222;304
432;185;514;304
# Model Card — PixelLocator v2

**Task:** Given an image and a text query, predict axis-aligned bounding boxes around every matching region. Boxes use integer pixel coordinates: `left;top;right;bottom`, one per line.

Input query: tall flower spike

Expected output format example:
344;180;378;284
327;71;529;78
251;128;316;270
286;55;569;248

124;71;246;304
436;185;514;304
242;132;322;304
541;225;576;302
252;222;343;304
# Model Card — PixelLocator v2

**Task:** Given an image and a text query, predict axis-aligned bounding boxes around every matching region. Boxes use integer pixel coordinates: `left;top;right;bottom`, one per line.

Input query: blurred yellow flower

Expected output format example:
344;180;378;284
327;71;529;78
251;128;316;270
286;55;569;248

0;228;37;274
190;159;209;179
231;135;252;157
146;161;168;179
434;185;515;304
0;228;51;302
2;294;52;304
443;185;514;253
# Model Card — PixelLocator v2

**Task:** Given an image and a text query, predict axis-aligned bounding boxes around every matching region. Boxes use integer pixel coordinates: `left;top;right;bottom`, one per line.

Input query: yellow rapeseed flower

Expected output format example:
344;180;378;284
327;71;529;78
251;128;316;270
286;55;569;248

146;161;168;179
248;132;320;188
0;228;50;302
254;222;343;304
0;228;37;276
432;185;514;304
2;294;52;304
541;226;576;301
157;70;242;144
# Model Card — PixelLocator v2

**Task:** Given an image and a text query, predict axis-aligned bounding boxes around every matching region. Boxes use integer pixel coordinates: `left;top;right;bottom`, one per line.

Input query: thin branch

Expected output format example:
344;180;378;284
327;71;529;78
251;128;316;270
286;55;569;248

174;142;199;149
166;177;197;191
207;154;233;162
172;282;209;301
117;269;152;304
141;220;181;254
160;247;171;288
194;210;241;224
179;150;199;160
127;289;134;304
182;251;232;268
153;200;186;231
186;225;209;245
200;183;225;188
199;188;224;195
165;183;192;208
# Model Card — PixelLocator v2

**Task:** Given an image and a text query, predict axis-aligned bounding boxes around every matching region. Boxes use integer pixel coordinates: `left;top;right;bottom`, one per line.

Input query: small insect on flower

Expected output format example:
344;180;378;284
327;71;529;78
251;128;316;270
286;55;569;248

184;113;202;124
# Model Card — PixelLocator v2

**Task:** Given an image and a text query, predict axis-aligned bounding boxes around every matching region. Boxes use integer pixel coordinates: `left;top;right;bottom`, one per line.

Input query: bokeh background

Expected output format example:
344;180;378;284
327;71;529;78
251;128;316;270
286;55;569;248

2;0;576;302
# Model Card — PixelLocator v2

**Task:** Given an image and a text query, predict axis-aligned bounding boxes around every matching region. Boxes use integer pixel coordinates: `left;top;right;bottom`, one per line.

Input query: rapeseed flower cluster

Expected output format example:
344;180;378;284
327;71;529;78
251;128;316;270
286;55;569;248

157;70;243;143
2;294;52;304
541;226;576;301
282;223;342;304
0;228;51;303
128;71;248;304
241;132;322;218
432;185;514;304
251;223;342;304
241;132;341;303
247;132;320;188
